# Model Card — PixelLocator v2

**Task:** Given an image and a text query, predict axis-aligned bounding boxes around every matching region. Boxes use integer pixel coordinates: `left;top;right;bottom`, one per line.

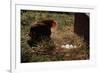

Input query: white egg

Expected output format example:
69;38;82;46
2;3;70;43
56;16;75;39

69;44;74;48
65;44;70;48
73;45;77;48
61;45;65;48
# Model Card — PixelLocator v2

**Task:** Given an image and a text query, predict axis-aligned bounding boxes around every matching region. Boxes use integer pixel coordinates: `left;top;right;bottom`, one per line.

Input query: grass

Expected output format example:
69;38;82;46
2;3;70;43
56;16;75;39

21;10;89;63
